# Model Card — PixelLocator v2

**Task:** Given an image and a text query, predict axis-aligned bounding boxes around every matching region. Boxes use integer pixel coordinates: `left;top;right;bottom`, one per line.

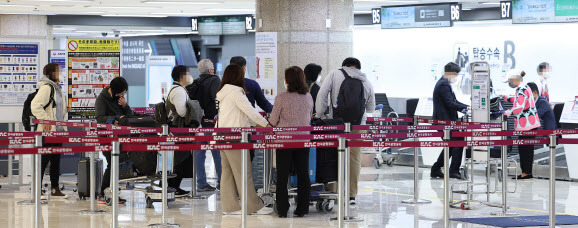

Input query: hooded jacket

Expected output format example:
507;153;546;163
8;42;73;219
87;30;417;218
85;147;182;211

216;84;268;128
95;86;134;123
315;67;375;123
31;78;67;132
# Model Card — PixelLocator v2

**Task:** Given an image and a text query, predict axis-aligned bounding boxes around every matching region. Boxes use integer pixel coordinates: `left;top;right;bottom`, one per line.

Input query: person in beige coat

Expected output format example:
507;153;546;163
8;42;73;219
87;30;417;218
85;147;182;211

31;63;68;199
216;64;272;215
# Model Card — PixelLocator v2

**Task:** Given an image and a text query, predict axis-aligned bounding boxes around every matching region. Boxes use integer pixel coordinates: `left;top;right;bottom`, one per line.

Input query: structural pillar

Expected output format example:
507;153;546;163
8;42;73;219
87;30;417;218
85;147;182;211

256;0;354;90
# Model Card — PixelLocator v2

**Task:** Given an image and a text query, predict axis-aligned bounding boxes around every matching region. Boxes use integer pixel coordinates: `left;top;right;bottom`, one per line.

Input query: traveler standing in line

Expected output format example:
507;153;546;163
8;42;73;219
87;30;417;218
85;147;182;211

31;63;68;199
229;56;273;162
187;59;222;191
304;63;322;117
502;70;541;179
95;76;133;204
430;62;469;180
216;64;272;215
270;66;314;218
315;57;375;205
166;65;196;197
536;62;551;102
527;82;556;131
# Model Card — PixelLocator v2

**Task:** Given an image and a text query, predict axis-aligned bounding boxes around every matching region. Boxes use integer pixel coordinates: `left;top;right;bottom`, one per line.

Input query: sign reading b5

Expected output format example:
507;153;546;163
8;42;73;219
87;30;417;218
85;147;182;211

372;8;381;24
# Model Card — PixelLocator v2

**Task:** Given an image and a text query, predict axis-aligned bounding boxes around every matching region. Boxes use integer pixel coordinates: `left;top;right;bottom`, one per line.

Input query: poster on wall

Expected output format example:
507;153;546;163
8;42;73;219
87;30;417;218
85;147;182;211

49;50;67;93
255;32;278;105
146;56;175;106
0;43;39;105
67;38;121;120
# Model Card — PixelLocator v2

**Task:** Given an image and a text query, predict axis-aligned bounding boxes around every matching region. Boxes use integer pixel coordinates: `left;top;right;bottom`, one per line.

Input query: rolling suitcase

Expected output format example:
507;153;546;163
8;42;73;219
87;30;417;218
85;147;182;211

77;157;103;200
119;114;159;177
312;118;344;183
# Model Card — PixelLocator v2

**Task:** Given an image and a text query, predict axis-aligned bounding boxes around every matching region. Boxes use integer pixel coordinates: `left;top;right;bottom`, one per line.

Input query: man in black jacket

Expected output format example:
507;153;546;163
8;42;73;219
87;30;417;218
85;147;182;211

187;59;222;191
430;62;469;179
95;77;133;204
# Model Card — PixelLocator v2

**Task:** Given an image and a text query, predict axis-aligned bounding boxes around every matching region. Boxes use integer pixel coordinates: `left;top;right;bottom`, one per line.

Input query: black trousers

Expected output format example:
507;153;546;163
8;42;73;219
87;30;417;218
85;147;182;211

168;152;193;188
432;136;465;174
518;135;535;175
275;148;310;214
101;151;112;194
40;143;62;189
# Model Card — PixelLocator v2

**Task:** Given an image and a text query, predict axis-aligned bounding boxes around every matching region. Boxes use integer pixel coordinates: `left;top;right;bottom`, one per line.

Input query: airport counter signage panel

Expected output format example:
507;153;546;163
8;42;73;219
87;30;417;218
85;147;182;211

381;4;451;29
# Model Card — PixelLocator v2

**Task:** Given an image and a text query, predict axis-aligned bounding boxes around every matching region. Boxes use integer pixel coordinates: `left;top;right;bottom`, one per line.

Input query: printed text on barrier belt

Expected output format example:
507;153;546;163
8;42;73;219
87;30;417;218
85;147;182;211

0;128;162;138
0;138;36;145
348;138;551;148
0;145;113;155
170;125;345;133
416;118;491;126
559;138;578;144
44;135;243;144
453;129;578;137
366;117;413;123
352;123;501;131
250;132;444;141
122;141;339;151
34;119;156;131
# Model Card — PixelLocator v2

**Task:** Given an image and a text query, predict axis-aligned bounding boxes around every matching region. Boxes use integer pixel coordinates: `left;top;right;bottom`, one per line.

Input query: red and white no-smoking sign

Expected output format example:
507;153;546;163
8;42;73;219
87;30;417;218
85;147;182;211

68;40;78;51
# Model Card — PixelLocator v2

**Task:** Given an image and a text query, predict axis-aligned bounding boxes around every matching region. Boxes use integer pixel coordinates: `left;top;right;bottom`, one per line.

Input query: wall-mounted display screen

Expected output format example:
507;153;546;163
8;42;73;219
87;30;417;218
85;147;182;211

197;16;247;35
381;4;451;29
513;0;578;23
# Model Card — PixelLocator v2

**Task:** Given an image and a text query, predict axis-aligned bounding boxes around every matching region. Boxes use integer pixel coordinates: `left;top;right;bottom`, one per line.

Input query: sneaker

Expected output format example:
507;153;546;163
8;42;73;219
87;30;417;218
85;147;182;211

97;196;126;205
222;210;242;215
51;188;69;199
349;197;356;205
252;206;273;215
197;184;216;192
175;188;190;198
41;193;47;200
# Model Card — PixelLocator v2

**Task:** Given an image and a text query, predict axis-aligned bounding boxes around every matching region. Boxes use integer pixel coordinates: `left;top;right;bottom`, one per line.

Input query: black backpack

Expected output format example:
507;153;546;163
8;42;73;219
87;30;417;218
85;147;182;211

187;75;219;119
333;69;366;125
22;85;55;132
154;86;178;127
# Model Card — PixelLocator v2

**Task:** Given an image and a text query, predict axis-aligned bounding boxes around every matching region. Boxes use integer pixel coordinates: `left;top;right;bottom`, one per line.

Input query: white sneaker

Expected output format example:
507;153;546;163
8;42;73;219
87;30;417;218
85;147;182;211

252;207;273;215
222;210;242;215
40;194;48;200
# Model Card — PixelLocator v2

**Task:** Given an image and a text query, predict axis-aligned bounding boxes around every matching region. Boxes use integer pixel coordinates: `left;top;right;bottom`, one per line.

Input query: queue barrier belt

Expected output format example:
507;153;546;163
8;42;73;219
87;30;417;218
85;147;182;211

453;129;578;137
417;118;492;126
352;123;501;131
366;117;413;123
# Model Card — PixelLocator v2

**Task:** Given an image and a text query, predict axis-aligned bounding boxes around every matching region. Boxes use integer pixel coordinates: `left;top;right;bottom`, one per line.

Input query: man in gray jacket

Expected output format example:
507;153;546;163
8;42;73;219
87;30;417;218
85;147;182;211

315;57;375;205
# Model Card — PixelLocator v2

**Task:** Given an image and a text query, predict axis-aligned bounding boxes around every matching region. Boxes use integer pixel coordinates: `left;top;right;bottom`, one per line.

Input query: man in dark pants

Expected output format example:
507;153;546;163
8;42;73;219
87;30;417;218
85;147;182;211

430;62;469;179
229;56;273;162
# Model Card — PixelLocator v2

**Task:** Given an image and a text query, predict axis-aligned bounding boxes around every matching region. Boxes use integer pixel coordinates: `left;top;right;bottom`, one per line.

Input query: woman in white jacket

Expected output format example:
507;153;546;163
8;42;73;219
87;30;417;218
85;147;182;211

216;64;271;215
31;63;68;199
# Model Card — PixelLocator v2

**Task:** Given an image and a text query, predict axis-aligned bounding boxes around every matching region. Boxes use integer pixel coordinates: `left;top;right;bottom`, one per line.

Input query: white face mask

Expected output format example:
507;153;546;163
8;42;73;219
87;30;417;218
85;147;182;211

316;75;321;83
541;72;551;80
185;75;194;86
284;82;288;90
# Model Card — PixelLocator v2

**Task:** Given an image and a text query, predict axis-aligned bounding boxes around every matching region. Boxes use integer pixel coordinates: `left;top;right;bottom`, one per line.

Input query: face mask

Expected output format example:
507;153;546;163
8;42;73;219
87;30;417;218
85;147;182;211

185;75;194;86
284;82;288;90
316;76;321;83
508;81;517;88
541;73;550;80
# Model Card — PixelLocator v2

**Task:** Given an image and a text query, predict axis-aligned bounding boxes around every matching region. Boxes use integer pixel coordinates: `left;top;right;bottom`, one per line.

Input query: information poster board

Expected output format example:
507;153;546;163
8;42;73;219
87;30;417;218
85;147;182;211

513;0;578;23
255;32;278;104
146;56;175;106
0;43;39;105
381;4;451;29
560;97;578;124
67;38;121;120
49;50;67;93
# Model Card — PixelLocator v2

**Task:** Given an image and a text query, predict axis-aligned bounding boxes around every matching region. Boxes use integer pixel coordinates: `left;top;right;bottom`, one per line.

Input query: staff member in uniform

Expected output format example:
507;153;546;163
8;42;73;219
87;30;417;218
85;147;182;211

527;82;556;130
430;62;469;179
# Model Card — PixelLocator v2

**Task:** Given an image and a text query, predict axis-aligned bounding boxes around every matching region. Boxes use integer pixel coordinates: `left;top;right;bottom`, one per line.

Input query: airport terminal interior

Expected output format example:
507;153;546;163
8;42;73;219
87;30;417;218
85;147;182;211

1;0;578;227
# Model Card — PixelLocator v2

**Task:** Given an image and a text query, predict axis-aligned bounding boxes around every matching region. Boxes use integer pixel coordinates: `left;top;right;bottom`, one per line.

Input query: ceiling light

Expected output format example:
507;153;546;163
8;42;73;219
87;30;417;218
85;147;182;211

149;12;211;16
53;27;77;30
354;10;372;14
462;8;472;11
102;14;168;18
88;6;160;9
0;4;38;7
143;1;222;4
117;29;168;32
205;8;255;12
482;2;501;5
76;30;110;33
354;0;418;3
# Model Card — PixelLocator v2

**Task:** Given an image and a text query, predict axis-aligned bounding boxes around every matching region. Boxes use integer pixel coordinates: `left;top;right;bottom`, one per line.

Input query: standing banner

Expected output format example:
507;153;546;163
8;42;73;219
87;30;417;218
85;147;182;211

67;38;121;120
49;50;67;93
255;32;278;104
0;43;39;105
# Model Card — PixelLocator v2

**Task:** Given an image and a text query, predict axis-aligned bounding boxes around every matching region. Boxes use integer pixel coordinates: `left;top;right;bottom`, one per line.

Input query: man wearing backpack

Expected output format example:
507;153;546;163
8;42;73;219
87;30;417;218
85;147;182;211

187;59;222;191
315;57;375;205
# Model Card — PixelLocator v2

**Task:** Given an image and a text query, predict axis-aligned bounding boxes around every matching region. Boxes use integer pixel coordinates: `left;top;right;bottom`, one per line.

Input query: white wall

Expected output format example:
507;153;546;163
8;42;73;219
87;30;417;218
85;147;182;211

353;20;578;103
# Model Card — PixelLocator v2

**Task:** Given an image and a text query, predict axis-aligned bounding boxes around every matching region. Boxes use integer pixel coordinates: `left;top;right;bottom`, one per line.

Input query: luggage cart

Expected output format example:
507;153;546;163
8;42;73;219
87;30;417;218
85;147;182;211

373;111;401;169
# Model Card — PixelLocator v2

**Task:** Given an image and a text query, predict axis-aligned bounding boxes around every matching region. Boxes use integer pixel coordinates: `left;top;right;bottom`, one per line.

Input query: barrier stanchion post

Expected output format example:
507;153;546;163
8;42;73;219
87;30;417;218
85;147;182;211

241;131;249;228
34;134;43;228
8;123;13;186
343;123;362;222
149;125;179;227
402;116;431;205
331;137;346;227
491;118;517;216
18;117;38;205
443;129;451;228
111;141;120;228
80;122;107;215
549;134;557;228
188;132;206;200
263;148;271;194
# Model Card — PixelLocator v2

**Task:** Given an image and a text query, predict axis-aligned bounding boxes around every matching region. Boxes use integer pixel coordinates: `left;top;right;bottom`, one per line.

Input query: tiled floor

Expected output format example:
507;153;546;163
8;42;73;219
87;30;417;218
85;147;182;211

1;165;576;228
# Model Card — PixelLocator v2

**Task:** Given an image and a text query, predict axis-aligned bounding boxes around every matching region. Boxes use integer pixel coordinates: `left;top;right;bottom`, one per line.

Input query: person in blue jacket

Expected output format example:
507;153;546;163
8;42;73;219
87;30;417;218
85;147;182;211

229;56;273;162
527;82;556;130
430;62;469;179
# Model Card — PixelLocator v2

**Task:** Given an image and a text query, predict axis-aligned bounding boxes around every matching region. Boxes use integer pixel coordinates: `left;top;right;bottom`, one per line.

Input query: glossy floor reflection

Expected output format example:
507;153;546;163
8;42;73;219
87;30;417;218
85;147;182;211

1;165;577;228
